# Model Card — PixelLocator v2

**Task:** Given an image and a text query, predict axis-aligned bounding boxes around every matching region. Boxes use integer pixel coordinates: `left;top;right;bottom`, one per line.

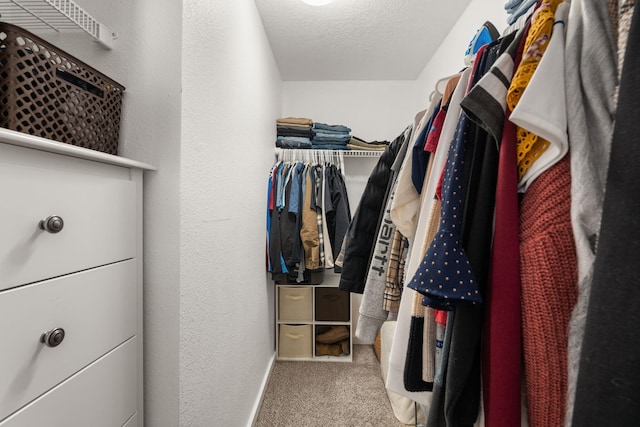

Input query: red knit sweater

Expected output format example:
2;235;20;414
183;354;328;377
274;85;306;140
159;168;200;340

519;155;578;427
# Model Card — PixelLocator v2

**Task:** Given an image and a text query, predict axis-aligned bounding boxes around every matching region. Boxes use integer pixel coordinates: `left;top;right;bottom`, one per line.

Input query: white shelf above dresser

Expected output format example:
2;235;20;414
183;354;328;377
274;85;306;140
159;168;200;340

0;127;155;170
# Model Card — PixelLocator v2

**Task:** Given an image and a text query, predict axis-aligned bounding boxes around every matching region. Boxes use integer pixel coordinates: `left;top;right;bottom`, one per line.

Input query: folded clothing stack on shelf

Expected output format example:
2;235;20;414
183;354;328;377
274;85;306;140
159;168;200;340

276;117;313;149
311;122;351;150
348;136;389;151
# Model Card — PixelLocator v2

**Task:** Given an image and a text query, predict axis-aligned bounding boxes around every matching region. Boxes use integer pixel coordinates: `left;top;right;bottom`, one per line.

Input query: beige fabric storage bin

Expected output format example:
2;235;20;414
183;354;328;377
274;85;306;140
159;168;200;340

279;287;313;322
279;324;313;359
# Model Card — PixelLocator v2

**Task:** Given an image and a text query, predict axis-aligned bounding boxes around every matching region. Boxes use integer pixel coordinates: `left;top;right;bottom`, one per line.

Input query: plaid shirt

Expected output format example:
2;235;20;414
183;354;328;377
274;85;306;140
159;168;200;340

383;231;406;313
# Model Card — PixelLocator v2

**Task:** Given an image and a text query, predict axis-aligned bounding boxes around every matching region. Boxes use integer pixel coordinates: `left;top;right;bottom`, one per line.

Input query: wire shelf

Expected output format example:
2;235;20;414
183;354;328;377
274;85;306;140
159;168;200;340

275;148;383;158
342;150;384;157
0;0;115;49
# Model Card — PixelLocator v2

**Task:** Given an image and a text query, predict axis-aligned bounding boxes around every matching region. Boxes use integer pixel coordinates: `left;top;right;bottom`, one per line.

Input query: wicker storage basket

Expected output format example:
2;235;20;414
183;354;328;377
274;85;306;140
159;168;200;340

0;22;124;155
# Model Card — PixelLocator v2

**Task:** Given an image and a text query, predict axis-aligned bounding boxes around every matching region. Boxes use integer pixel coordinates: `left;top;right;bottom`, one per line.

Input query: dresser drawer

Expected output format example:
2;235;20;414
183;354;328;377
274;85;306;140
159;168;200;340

0;338;137;427
0;260;137;421
0;162;136;290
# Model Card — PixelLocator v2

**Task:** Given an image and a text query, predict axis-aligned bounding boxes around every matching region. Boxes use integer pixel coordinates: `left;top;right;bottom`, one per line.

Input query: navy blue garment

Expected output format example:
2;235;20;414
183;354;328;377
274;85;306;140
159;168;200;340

276;126;314;138
412;100;440;194
407;113;482;310
269;163;290;275
279;165;298;271
326;165;351;262
277;136;312;149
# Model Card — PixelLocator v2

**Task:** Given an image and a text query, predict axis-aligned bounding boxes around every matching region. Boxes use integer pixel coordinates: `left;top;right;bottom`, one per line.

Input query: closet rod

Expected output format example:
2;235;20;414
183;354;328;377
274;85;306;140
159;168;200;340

275;148;383;158
276;148;348;174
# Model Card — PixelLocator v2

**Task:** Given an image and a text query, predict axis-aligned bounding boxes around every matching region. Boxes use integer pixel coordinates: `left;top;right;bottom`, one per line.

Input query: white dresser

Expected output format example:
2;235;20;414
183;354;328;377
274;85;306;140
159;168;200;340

0;128;154;427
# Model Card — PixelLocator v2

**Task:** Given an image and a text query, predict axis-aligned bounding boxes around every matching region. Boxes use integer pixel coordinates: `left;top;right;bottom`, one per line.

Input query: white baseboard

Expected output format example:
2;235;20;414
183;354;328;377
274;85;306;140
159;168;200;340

247;351;276;427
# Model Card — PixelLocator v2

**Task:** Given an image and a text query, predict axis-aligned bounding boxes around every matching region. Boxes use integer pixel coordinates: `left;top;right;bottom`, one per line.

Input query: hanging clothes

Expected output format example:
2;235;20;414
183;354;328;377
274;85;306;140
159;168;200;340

300;165;321;270
441;35;509;427
382;231;407;314
509;2;570;192
386;67;471;408
338;130;408;294
389;109;429;244
355;135;410;343
281;2;637;425
267;154;351;284
564;1;618;422
572;5;640;424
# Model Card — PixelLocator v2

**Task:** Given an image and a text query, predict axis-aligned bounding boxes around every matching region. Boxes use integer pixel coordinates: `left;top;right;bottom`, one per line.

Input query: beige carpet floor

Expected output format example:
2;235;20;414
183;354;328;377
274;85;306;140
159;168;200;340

255;345;404;427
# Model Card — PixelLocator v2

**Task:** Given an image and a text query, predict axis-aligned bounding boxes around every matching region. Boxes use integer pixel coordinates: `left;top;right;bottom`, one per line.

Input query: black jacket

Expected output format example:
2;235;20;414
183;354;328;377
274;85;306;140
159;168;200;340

338;132;406;293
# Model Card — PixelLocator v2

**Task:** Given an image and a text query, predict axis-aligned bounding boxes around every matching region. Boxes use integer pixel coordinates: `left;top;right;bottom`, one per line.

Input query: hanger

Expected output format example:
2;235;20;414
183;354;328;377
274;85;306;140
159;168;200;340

278;148;346;174
435;73;459;95
428;71;459;102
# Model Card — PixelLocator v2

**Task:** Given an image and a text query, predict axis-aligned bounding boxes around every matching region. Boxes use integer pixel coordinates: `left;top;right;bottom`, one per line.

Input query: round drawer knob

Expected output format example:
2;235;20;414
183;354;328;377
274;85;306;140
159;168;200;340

41;328;65;348
39;215;64;233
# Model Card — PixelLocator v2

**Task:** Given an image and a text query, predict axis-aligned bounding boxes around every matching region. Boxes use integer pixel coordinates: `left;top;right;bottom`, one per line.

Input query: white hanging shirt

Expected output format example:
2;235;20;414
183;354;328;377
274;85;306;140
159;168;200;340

510;2;570;193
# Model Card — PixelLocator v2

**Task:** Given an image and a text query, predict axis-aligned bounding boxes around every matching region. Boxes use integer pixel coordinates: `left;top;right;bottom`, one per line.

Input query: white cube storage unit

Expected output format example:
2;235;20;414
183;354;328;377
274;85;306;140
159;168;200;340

275;277;352;362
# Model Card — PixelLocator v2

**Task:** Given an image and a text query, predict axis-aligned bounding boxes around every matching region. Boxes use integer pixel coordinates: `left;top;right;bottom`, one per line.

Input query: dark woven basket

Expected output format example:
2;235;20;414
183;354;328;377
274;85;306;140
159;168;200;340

0;22;124;155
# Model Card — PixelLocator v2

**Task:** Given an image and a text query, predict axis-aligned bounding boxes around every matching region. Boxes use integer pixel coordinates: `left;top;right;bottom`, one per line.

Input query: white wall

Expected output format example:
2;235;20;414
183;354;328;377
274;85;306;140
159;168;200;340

180;1;281;426
282;79;424;211
39;0;281;425
40;1;184;425
283;80;422;143
416;0;508;96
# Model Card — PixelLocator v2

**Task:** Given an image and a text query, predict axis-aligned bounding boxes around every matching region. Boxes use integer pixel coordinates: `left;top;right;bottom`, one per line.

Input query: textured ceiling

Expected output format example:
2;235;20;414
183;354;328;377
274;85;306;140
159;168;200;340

255;0;473;81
